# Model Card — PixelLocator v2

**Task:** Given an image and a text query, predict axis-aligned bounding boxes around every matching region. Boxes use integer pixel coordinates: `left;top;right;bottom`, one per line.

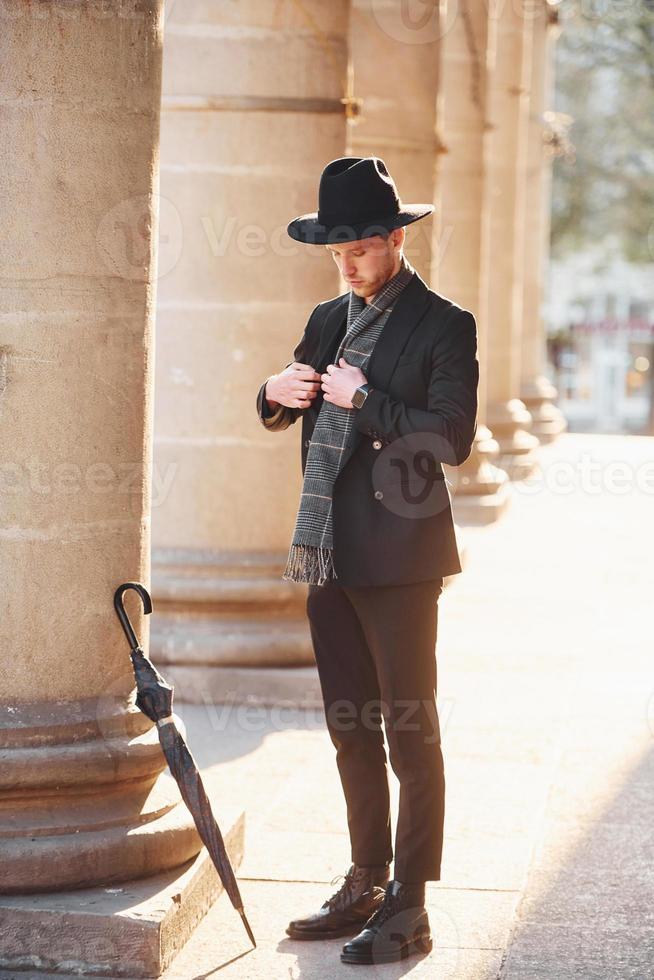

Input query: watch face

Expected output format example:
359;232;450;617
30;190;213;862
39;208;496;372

353;385;367;409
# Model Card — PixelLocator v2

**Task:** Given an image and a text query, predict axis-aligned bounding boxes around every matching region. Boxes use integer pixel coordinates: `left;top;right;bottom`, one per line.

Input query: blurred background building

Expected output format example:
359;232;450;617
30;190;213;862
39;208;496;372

545;3;654;435
547;251;653;434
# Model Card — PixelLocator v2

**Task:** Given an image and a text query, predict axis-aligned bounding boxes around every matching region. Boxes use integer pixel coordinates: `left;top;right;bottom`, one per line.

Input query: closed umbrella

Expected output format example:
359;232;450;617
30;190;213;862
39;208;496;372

113;581;256;948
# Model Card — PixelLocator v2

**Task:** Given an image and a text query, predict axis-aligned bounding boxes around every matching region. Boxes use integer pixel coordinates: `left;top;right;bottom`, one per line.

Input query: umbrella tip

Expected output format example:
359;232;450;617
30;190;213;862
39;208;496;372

239;909;257;948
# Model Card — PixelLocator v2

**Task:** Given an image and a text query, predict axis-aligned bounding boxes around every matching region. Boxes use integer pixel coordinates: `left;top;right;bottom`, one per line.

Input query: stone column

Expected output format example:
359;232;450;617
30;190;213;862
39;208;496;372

0;1;200;896
347;0;440;281
520;1;567;443
484;1;539;479
434;1;510;524
151;1;349;700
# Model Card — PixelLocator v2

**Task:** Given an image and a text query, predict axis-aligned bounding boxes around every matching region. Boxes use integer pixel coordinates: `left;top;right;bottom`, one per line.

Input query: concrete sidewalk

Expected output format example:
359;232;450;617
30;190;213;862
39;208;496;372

5;432;653;978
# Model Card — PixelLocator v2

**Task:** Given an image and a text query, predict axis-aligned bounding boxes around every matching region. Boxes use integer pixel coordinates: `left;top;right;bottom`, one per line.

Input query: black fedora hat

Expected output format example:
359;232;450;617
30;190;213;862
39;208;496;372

287;156;435;245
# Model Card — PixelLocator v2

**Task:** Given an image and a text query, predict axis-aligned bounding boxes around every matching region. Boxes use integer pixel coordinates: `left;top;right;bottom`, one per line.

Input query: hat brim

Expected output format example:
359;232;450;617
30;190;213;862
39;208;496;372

287;204;435;245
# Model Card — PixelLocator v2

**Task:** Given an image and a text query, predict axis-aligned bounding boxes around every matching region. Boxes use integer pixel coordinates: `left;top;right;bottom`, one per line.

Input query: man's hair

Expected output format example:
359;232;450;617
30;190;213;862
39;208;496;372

324;229;394;247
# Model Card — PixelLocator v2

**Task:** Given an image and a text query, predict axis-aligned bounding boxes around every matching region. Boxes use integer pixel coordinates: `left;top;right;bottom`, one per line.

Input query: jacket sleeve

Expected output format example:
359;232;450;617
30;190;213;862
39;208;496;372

255;305;318;432
352;307;479;465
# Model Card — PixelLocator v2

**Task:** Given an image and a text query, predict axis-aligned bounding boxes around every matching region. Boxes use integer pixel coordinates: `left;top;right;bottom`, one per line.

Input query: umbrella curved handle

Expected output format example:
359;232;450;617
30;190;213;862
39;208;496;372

114;582;152;652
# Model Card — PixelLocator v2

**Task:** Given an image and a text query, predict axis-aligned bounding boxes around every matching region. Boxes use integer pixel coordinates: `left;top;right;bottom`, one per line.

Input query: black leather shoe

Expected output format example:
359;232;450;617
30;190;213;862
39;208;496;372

286;864;389;941
340;880;432;964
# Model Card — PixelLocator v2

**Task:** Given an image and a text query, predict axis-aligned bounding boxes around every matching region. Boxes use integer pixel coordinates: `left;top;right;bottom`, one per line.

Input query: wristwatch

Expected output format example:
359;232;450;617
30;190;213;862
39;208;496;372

352;383;374;409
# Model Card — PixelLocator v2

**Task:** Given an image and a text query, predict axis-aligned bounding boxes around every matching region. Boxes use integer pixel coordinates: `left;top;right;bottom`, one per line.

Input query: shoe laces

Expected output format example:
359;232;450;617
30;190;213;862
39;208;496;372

365;884;402;930
324;865;358;912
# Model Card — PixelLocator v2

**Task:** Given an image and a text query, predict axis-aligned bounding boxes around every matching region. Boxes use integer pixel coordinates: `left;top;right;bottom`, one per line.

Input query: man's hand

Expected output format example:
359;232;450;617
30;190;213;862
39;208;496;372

321;357;367;409
265;362;321;410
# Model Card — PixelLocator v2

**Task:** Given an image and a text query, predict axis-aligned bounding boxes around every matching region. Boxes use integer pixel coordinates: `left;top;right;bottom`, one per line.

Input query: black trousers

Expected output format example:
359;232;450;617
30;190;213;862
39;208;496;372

306;575;445;883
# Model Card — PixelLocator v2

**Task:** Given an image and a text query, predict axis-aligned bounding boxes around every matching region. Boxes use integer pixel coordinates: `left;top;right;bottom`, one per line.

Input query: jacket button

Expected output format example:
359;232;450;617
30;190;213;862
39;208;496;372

372;439;382;450
374;490;384;500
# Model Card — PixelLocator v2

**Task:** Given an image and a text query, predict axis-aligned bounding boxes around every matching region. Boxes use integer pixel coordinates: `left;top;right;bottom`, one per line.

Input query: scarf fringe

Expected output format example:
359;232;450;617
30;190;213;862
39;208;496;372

282;543;336;586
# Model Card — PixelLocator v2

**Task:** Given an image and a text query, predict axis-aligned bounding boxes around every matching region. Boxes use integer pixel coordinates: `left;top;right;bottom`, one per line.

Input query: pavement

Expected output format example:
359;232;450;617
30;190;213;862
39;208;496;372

3;431;653;979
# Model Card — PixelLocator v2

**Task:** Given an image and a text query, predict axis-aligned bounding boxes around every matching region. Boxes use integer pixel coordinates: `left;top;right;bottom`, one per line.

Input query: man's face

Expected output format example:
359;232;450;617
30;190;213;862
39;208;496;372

325;229;403;302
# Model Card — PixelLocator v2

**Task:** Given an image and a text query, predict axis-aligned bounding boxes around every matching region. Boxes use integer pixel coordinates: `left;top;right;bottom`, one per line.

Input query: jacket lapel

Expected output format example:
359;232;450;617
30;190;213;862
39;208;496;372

313;293;349;374
313;271;431;379
365;271;431;394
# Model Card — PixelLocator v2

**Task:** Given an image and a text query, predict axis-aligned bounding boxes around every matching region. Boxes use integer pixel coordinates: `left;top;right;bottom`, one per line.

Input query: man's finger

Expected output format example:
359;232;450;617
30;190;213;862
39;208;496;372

292;365;321;379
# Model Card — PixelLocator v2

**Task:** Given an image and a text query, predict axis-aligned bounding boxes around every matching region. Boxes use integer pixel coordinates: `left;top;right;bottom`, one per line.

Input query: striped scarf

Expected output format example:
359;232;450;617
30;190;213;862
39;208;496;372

282;255;415;585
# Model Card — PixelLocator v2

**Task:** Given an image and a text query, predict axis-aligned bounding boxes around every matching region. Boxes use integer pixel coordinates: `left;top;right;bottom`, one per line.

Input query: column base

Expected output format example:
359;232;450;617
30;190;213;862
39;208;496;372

0;699;202;893
486;398;540;480
452;480;512;526
0;810;244;978
448;425;512;525
521;374;568;444
160;663;325;709
151;550;315;680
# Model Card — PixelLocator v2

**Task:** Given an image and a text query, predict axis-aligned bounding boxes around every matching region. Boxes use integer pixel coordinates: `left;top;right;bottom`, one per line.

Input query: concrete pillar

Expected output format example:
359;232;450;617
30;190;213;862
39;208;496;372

434;1;510;524
0;0;199;896
520;1;567;443
151;1;349;699
484;1;539;479
347;0;440;282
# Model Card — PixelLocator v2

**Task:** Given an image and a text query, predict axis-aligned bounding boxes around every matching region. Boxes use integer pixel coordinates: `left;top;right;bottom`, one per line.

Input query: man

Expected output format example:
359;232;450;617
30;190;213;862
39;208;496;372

255;156;479;966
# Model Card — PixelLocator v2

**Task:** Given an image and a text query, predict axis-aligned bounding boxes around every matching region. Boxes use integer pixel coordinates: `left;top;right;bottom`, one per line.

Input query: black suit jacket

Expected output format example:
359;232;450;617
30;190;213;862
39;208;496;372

255;270;479;587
